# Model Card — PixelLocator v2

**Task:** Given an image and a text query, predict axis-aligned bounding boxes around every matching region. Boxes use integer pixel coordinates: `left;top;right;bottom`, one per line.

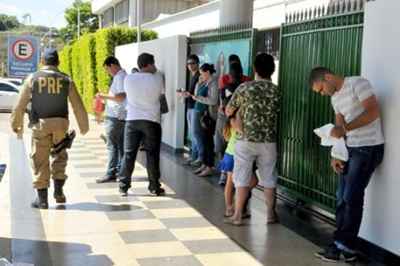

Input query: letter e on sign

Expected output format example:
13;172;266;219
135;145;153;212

12;39;34;61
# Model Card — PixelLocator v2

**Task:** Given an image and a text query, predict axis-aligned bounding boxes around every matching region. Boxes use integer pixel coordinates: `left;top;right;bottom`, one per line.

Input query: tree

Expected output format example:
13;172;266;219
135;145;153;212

0;14;20;31
60;0;98;43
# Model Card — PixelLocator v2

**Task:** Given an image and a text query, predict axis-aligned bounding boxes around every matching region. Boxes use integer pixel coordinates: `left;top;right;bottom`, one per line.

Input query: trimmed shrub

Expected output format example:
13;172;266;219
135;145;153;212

71;41;84;95
79;33;97;112
59;45;72;76
58;27;158;112
95;27;158;93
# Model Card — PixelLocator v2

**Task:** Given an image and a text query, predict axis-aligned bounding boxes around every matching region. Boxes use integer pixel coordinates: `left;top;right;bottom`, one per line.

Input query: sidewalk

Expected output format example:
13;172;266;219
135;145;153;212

0;115;379;266
0;117;262;266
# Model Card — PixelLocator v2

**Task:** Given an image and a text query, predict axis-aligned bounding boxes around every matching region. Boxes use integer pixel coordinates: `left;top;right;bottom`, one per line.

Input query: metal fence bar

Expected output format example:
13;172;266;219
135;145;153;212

278;10;364;213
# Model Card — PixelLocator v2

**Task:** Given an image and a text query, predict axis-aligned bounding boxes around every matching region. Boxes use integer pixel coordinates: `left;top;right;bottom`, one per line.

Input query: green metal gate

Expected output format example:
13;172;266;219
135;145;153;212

277;1;365;213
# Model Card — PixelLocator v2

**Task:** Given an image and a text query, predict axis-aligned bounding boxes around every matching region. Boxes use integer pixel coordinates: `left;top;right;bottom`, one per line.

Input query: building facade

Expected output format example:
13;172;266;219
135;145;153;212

91;0;209;28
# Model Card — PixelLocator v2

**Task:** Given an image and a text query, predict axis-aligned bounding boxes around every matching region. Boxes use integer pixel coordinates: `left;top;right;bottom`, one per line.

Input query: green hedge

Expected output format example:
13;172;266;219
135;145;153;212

71;41;84;95
59;45;72;77
80;33;97;112
95;27;158;93
58;27;158;113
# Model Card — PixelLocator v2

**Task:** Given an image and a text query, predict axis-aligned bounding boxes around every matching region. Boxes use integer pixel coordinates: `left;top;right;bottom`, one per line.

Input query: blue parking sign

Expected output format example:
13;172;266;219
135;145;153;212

8;35;40;78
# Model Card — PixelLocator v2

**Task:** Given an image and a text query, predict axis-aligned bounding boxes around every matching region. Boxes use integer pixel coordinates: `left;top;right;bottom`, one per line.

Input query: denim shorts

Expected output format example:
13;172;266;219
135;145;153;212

219;153;234;172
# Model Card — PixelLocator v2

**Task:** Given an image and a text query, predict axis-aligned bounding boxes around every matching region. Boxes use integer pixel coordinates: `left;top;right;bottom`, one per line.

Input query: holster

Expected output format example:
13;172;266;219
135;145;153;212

50;130;76;155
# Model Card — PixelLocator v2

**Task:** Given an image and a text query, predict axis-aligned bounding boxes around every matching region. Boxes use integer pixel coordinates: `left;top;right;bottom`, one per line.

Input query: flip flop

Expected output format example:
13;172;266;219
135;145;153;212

224;217;244;226
224;209;234;217
242;213;252;219
267;214;280;224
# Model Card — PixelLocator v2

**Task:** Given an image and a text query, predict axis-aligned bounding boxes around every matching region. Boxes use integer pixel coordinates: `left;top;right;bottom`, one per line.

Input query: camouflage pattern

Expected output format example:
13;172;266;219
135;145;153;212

227;80;280;143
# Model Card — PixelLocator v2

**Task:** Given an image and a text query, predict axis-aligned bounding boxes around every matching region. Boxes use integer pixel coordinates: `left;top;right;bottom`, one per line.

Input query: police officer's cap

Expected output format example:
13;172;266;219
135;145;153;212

43;48;59;65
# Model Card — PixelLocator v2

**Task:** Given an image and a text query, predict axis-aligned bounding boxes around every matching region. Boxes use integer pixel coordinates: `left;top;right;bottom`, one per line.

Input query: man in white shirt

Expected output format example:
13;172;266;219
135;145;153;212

118;53;167;196
96;56;127;183
310;67;384;263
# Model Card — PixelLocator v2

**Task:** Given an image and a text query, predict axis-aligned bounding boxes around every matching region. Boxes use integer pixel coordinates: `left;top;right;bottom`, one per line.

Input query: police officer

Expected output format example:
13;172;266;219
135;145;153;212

10;49;89;209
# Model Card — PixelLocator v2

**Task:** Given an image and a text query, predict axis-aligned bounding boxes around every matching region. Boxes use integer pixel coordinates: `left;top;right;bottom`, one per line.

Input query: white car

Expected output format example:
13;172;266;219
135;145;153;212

2;78;23;87
0;80;19;112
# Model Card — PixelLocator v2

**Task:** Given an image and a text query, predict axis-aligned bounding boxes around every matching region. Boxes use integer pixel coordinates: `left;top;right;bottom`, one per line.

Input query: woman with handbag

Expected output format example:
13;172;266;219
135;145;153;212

184;63;218;177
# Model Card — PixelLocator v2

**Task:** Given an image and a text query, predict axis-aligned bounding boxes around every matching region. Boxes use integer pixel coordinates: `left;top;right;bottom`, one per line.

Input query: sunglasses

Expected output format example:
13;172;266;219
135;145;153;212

187;61;197;65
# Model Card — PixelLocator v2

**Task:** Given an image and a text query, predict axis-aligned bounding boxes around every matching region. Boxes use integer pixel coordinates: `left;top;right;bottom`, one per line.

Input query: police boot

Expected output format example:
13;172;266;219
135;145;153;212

31;189;49;209
54;179;66;203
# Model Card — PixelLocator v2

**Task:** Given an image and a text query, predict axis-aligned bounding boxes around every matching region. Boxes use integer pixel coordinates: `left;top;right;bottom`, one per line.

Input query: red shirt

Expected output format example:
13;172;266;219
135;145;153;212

218;74;251;89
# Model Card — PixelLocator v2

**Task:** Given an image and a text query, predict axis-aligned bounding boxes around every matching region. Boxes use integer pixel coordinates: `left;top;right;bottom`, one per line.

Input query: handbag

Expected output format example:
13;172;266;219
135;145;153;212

200;110;216;133
160;94;169;114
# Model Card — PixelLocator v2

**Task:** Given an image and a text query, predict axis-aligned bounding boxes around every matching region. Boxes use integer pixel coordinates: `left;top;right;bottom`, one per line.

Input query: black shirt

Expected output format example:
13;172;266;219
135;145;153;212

186;71;200;109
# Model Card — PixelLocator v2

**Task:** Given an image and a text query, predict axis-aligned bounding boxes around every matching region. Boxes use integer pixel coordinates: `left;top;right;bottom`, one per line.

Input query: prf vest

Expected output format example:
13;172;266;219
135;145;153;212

31;69;71;119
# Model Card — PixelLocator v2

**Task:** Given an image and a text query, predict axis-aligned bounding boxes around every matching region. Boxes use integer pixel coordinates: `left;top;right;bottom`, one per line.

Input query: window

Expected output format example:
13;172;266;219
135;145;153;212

0;83;18;93
115;0;129;24
102;7;114;28
256;28;281;59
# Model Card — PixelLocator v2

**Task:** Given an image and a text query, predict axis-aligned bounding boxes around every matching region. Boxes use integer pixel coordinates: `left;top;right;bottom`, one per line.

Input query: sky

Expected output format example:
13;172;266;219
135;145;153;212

0;0;79;29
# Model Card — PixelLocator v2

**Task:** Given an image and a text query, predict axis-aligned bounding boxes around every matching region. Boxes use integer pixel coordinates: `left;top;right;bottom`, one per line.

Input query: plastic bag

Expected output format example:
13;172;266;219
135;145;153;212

314;123;349;162
0;258;12;266
93;96;105;123
0;258;34;266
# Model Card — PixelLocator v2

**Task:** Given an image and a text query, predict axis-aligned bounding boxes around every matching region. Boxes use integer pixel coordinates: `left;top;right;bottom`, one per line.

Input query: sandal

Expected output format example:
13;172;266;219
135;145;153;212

242;213;252;219
224;209;234;218
267;212;280;224
224;217;243;226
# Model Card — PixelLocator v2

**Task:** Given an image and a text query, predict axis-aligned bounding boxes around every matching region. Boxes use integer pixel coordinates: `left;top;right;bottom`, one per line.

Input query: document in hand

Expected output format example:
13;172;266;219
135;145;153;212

314;123;349;162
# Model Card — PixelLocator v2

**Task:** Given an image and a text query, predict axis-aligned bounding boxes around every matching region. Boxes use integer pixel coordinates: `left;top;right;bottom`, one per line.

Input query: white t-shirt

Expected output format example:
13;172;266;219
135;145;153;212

124;71;165;123
331;77;384;147
105;69;127;120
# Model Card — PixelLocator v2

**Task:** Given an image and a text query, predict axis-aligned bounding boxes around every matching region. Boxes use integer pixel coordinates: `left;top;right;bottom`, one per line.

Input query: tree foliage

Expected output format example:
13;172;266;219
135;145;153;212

0;14;20;31
60;0;98;43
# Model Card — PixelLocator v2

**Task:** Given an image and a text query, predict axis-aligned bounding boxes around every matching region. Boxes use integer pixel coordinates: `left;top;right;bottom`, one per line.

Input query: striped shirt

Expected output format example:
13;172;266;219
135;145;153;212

331;77;384;147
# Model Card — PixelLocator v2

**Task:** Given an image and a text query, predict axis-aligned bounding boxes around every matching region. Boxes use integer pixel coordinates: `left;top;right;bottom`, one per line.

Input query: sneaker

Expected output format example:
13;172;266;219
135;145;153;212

315;244;341;263
190;159;202;167
218;172;227;186
194;165;206;174
119;188;128;197
96;175;117;183
342;250;357;262
183;158;194;166
198;167;214;177
149;187;165;196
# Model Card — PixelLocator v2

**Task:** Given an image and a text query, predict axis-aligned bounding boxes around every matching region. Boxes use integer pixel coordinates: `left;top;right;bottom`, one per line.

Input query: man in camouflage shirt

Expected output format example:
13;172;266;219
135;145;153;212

225;53;280;226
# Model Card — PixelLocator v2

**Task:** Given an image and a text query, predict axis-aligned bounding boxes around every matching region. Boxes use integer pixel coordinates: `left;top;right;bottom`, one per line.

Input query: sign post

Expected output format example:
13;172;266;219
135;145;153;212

7;35;39;78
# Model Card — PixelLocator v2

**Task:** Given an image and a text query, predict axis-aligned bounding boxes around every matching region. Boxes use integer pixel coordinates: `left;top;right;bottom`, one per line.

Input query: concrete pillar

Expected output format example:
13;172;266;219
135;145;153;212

98;15;102;29
219;0;254;27
128;0;136;27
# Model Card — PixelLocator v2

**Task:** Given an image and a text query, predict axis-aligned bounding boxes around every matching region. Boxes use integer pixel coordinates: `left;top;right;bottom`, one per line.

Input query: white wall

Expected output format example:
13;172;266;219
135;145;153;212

115;42;139;73
360;0;400;256
115;36;188;150
144;0;332;37
142;1;220;38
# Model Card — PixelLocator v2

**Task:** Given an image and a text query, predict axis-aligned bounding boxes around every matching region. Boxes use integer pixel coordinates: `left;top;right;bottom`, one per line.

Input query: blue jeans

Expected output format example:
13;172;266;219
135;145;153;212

105;117;125;177
334;144;384;251
119;120;162;191
187;108;198;160
192;110;205;163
